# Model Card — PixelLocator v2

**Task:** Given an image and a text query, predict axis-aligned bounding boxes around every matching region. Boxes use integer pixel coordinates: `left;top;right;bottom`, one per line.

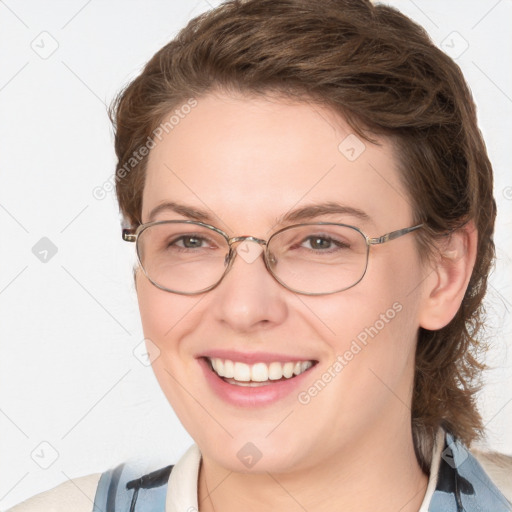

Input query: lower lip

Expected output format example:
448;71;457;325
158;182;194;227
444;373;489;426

198;358;316;407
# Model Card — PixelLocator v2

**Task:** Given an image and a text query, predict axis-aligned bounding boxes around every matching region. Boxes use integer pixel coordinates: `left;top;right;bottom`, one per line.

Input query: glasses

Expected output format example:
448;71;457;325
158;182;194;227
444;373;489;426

122;220;423;296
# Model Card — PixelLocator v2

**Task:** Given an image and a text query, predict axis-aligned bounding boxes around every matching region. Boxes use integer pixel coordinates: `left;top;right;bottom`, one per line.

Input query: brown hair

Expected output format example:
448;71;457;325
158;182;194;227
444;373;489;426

109;0;496;470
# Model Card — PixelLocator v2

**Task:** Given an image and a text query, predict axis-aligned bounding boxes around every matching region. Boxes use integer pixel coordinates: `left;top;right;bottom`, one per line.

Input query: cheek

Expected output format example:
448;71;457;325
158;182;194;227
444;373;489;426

301;290;415;374
136;270;196;340
296;293;418;432
136;275;170;341
136;275;194;410
135;274;222;443
135;273;195;374
298;249;423;395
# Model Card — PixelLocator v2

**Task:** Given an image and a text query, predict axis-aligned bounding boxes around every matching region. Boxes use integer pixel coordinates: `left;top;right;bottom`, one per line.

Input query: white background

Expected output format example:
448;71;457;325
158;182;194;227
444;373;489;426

0;0;511;509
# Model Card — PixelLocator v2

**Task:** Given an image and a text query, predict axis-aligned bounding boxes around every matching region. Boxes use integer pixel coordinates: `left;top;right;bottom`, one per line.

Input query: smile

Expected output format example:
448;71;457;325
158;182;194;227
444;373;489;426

206;357;315;386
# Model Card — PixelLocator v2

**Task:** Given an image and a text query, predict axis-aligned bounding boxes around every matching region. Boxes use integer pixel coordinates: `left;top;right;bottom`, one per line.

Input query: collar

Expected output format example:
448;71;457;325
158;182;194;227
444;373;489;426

165;429;511;512
428;431;511;511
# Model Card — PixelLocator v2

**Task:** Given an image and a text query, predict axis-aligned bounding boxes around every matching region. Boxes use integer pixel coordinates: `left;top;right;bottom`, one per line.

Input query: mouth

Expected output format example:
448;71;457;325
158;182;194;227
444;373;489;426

203;356;317;387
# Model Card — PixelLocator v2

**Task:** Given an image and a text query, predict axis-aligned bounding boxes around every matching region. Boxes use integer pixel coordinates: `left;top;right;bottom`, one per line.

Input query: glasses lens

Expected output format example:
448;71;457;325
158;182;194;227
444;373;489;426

137;222;229;293
268;224;368;294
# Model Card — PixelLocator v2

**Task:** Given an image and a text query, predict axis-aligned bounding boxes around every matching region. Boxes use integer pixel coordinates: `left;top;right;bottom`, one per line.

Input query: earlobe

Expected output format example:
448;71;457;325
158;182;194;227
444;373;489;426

418;221;478;331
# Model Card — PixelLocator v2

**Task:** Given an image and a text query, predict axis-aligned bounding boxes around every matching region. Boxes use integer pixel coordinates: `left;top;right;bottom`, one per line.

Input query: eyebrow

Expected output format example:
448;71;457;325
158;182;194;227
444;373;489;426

147;201;372;226
277;202;371;225
148;202;215;223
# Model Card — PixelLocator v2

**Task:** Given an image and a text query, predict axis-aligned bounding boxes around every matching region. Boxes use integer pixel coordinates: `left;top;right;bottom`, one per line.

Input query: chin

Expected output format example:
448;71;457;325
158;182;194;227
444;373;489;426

194;430;312;473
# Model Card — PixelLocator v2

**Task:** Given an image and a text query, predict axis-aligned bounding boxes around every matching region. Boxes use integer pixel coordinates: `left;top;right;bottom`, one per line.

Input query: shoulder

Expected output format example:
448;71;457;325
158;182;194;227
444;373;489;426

7;473;101;512
472;449;512;503
7;456;180;512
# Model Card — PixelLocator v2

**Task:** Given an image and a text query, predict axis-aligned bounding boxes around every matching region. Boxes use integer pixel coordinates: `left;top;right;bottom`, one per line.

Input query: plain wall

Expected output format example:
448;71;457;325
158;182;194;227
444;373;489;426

0;0;511;509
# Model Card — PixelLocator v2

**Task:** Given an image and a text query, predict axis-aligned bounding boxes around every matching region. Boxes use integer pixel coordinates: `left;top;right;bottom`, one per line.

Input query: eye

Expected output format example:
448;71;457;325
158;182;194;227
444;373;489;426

173;235;208;249
304;236;333;250
301;235;350;251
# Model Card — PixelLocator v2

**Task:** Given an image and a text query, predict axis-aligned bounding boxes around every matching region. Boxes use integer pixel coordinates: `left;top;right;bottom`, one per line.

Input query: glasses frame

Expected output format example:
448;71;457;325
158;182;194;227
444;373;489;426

122;220;424;296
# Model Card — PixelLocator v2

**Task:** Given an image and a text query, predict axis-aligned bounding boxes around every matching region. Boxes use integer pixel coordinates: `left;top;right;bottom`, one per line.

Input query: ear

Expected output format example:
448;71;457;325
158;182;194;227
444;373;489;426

418;220;478;331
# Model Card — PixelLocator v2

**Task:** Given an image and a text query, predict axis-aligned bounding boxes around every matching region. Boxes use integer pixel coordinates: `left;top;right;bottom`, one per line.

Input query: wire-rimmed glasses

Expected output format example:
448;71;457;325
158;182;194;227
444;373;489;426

122;220;423;295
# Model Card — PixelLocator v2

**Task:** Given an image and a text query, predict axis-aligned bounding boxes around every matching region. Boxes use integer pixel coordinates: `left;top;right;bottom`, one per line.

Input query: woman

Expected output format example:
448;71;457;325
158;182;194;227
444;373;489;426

9;0;512;510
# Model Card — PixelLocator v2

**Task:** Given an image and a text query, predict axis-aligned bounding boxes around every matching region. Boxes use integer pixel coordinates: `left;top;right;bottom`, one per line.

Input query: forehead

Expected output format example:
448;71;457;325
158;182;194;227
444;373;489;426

142;92;413;233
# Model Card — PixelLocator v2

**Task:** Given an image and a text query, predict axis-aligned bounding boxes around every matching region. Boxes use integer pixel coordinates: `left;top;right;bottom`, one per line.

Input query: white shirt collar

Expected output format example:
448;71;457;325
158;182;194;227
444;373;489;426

418;427;444;511
166;443;201;512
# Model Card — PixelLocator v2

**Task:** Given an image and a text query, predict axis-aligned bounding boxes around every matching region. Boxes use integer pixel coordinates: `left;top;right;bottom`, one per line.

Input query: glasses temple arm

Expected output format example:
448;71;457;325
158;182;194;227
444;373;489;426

368;223;424;245
122;228;137;242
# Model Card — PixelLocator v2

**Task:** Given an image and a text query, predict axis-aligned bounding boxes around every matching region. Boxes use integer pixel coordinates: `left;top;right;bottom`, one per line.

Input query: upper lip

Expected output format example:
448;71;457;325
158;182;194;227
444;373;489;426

198;349;318;365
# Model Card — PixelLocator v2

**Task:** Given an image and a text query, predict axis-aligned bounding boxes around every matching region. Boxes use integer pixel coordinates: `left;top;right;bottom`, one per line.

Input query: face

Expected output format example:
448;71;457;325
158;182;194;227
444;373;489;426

136;91;428;474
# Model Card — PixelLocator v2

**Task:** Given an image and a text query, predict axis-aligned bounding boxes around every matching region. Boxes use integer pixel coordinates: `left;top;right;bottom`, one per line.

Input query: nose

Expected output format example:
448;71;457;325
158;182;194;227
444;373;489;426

210;239;288;332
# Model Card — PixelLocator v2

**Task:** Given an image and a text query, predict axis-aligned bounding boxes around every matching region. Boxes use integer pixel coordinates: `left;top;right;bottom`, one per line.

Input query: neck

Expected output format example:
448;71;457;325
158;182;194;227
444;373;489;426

197;421;429;512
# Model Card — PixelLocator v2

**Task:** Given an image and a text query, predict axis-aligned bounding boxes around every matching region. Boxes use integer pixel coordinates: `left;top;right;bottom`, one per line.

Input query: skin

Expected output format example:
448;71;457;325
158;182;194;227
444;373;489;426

136;90;477;512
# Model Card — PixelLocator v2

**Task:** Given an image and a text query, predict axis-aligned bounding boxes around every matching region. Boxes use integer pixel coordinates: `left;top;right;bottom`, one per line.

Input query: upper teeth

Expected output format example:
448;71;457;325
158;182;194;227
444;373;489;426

208;358;314;382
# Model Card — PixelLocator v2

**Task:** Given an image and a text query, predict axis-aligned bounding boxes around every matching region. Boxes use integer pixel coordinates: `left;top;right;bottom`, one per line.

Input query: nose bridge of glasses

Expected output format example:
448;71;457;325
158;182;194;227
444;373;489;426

228;235;267;247
225;235;270;267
